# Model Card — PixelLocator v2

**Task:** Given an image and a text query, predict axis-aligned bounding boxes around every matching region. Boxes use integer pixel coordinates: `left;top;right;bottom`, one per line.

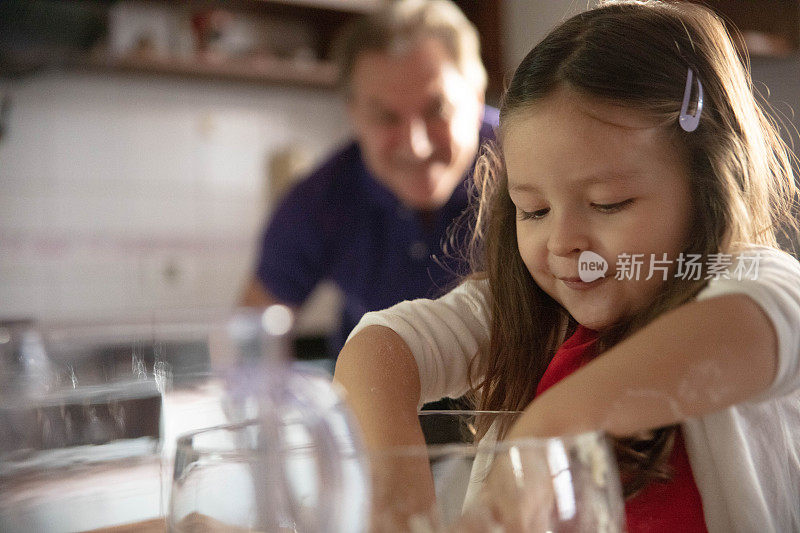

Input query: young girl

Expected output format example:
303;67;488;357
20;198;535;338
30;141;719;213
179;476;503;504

334;1;800;531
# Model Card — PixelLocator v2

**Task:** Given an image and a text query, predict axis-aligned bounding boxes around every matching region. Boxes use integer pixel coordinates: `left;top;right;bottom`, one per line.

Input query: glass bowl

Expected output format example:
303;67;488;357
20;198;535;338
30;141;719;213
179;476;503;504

368;410;625;533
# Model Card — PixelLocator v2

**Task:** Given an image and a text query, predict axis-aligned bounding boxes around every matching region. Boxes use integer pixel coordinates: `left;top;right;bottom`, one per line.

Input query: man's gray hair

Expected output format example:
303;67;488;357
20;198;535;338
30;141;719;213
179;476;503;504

335;0;487;96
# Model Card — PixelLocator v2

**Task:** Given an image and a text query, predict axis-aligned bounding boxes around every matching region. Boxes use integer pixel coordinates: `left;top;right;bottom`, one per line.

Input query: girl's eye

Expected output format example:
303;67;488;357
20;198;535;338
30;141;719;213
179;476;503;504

519;207;550;220
591;199;634;213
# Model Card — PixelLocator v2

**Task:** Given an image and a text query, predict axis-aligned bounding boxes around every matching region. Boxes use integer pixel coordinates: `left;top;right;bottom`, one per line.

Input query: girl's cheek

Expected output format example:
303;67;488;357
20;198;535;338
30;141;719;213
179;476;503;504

516;250;539;281
517;245;541;275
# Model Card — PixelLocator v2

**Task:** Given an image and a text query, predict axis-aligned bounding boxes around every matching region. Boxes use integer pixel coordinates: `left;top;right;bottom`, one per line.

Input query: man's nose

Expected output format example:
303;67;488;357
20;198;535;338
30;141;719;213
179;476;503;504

547;212;589;256
399;117;434;160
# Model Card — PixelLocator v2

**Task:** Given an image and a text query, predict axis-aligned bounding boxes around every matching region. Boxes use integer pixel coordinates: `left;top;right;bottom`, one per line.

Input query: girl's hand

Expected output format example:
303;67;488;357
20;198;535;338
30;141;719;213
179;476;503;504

452;431;623;533
335;326;442;532
464;447;556;533
368;449;437;533
443;438;556;533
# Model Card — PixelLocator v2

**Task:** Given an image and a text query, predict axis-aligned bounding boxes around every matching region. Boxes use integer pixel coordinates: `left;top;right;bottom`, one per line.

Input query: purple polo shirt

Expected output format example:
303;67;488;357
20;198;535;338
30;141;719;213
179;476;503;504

255;108;498;356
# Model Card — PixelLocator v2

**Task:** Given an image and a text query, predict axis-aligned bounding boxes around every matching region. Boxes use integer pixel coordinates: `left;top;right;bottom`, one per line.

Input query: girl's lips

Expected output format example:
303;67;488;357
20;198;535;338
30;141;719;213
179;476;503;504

558;277;608;290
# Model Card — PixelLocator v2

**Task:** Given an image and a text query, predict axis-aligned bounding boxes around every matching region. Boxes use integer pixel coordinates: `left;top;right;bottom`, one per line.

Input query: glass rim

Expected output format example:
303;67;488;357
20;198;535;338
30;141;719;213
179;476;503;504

371;432;610;459
173;410;524;445
416;409;524;416
381;409;610;457
173;411;610;460
174;418;259;447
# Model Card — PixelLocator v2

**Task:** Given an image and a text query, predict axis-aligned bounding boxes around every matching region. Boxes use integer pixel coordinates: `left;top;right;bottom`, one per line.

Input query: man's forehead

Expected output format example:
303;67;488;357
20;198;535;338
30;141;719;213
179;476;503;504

350;39;458;98
357;81;447;114
356;37;454;71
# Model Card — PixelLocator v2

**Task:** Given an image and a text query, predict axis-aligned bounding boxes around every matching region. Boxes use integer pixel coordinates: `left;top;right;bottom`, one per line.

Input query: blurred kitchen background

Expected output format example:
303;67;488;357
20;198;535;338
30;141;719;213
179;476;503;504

1;0;799;362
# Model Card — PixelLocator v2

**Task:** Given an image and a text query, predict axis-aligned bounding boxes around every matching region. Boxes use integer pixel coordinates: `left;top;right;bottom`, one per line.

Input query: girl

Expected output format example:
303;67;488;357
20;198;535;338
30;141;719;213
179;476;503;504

334;1;800;531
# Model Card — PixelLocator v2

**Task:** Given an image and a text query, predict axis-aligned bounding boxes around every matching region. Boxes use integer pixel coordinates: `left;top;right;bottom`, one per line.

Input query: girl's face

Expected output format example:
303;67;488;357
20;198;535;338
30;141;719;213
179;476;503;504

504;87;693;330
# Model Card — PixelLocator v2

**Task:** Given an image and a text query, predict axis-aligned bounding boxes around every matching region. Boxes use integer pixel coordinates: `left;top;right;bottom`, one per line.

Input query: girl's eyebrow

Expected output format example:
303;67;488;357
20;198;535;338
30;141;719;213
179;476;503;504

508;172;636;193
508;182;541;193
575;173;635;186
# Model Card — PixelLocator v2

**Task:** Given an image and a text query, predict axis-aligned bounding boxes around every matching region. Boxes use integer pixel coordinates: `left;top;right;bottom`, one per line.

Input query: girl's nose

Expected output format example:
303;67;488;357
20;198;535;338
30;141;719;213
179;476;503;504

547;213;590;256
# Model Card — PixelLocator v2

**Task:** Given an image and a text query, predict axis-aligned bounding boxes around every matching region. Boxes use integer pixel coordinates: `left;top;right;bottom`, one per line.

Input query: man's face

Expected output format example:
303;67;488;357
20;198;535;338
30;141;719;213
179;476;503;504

348;38;485;211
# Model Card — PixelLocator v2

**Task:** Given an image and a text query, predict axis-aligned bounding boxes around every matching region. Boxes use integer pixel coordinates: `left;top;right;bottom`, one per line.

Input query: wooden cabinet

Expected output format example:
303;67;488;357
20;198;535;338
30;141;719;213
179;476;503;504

452;0;504;103
686;0;800;56
1;0;505;95
0;0;384;88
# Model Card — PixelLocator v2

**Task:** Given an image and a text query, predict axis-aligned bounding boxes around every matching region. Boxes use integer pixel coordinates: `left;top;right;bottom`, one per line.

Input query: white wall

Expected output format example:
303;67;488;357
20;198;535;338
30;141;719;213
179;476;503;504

751;57;800;158
502;0;591;71
0;72;348;327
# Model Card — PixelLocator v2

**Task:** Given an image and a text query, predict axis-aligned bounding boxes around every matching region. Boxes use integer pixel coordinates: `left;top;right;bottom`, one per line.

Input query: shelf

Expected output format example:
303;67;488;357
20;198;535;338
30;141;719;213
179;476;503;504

2;48;341;88
0;0;374;88
79;52;340;88
253;0;383;14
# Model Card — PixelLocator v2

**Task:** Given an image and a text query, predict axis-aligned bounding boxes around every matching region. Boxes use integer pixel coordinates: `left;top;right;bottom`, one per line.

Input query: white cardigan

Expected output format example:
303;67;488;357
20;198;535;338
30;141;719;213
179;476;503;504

348;245;800;533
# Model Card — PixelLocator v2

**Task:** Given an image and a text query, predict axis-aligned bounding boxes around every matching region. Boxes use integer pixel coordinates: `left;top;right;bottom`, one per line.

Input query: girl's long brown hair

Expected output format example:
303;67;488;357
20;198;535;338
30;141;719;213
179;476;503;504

463;0;799;498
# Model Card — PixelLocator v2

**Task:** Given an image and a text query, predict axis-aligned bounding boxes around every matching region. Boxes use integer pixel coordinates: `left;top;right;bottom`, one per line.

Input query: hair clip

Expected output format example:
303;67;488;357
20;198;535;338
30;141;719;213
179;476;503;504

679;67;703;132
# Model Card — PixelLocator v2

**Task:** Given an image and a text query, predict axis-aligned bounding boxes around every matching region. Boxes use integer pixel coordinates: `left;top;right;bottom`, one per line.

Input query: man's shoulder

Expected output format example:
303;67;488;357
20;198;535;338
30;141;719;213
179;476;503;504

291;141;369;201
311;141;364;178
479;105;500;142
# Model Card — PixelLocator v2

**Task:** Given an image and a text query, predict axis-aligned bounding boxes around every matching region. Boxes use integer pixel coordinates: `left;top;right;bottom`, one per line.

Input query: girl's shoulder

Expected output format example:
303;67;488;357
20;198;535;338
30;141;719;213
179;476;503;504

729;243;798;258
708;245;800;401
442;276;492;319
711;243;800;280
731;243;800;274
451;276;491;297
696;244;800;319
728;242;797;258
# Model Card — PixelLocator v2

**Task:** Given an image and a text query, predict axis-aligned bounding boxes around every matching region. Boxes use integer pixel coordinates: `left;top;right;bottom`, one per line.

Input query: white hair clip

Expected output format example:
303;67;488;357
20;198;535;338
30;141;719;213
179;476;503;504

679;67;703;132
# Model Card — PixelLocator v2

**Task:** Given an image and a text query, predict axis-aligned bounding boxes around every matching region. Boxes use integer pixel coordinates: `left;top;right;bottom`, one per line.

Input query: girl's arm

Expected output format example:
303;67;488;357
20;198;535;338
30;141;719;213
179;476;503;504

334;326;436;525
334;325;426;449
334;280;492;526
334;278;492;443
508;293;778;440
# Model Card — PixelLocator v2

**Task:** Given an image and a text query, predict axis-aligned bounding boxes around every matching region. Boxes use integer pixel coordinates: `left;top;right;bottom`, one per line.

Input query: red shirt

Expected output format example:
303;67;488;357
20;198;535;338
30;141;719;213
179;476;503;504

536;326;708;532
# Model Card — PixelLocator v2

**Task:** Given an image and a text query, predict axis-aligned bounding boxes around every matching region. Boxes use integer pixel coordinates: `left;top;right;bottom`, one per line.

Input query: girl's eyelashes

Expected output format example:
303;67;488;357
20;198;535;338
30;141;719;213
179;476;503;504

591;198;635;213
517;199;634;220
516;199;635;221
518;207;550;221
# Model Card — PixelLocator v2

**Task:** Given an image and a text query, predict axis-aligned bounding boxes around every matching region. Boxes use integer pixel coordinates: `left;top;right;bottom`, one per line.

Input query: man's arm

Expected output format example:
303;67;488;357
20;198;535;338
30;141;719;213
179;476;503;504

508;294;778;440
239;277;285;308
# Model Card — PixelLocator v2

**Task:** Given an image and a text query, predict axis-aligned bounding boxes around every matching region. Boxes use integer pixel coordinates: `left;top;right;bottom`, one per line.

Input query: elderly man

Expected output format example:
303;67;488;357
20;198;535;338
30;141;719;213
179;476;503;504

241;0;497;357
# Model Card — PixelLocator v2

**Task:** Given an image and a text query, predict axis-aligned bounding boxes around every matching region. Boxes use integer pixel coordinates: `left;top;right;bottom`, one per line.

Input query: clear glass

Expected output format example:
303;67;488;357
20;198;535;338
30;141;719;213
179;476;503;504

0;454;164;533
168;406;369;533
0;310;240;532
169;410;624;533
368;411;626;533
0;319;168;532
169;307;369;533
